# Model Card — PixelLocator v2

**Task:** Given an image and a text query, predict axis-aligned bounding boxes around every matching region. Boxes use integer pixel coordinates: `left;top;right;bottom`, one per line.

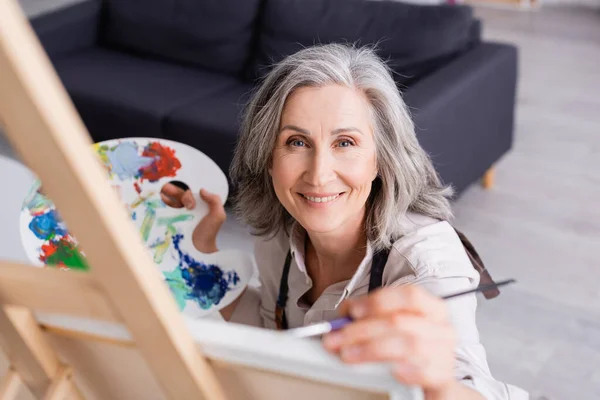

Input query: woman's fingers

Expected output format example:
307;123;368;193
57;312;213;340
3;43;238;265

159;185;225;212
156;185;227;253
323;315;456;389
160;183;196;210
191;189;226;253
339;334;408;364
323;314;450;354
327;287;457;392
160;182;185;198
181;190;195;209
160;183;190;208
339;285;449;324
323;318;391;351
333;323;453;364
199;189;226;222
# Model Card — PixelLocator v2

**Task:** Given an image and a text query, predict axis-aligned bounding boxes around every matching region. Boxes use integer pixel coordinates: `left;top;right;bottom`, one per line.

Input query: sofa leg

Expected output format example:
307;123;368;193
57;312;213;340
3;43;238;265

481;167;495;189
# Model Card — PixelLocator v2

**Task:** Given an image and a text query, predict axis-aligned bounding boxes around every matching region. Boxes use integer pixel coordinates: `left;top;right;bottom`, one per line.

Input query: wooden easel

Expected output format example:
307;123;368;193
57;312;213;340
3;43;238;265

0;1;421;398
0;0;225;397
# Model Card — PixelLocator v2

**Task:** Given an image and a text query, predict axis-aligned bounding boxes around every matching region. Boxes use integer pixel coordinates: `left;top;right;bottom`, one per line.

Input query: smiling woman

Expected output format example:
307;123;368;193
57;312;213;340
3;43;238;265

231;44;454;253
270;84;378;240
163;43;527;400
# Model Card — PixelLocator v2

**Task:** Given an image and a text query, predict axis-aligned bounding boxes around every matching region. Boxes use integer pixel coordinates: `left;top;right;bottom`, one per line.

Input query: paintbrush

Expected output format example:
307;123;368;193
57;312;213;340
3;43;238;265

286;278;516;338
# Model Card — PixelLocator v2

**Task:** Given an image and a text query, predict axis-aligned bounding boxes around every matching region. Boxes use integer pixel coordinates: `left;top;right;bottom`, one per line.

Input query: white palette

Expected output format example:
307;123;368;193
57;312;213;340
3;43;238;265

19;137;254;318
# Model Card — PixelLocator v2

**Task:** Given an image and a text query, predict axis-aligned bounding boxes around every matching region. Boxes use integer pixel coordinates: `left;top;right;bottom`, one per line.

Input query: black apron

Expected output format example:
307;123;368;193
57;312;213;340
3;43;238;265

274;248;390;330
273;227;498;330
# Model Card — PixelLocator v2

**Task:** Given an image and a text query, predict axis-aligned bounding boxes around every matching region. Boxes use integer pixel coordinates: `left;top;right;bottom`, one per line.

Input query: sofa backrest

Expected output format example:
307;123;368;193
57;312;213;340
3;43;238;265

249;0;478;84
100;0;263;76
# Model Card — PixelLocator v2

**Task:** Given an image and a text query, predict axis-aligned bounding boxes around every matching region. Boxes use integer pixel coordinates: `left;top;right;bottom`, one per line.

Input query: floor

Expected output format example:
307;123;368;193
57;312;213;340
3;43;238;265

455;6;600;399
1;2;600;399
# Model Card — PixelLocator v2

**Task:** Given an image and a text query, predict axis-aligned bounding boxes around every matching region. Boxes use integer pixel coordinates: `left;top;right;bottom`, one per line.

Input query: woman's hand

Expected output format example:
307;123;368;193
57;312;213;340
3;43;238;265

161;183;244;321
323;286;483;399
160;184;226;253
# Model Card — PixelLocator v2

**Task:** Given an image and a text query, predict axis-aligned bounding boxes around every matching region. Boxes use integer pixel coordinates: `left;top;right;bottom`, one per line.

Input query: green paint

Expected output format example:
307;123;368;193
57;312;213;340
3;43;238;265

152;225;178;263
163;268;187;310
46;242;89;271
145;199;164;209
140;208;156;242
151;236;170;264
30;193;52;210
157;214;194;226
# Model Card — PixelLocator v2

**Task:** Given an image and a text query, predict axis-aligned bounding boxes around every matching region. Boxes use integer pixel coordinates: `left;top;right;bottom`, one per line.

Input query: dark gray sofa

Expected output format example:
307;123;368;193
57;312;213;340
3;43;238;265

30;0;518;197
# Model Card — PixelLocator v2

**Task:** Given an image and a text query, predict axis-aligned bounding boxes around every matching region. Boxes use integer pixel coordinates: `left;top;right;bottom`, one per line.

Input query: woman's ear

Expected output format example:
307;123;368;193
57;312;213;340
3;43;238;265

371;157;379;181
268;167;272;176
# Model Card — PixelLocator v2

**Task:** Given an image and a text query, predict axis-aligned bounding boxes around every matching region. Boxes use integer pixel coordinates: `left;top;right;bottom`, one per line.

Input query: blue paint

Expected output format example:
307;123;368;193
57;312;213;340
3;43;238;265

106;142;154;180
29;210;68;240
166;233;240;310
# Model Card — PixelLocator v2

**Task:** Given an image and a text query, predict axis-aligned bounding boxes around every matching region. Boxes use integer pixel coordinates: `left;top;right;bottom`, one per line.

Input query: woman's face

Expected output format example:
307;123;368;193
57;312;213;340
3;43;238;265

270;84;378;235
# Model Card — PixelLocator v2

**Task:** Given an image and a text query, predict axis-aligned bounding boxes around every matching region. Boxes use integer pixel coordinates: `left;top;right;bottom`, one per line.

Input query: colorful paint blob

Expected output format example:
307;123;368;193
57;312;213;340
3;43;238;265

28;210;68;240
23;141;191;270
40;236;89;271
95;140;182;187
106;142;155;180
21;180;89;271
139;142;182;182
23;189;53;216
164;234;240;311
20;138;243;318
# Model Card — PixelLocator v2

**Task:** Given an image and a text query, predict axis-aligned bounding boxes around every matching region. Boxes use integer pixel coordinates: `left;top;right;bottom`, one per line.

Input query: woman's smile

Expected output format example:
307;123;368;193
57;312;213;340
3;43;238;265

297;192;345;208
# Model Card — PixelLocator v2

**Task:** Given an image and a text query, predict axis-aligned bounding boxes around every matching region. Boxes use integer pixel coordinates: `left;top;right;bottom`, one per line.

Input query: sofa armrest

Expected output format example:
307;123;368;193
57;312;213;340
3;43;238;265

403;42;518;196
29;0;102;60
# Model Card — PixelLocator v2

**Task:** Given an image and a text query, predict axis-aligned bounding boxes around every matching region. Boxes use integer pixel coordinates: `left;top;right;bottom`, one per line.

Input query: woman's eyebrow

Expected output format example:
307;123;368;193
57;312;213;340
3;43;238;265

280;125;364;136
331;127;364;136
279;125;310;135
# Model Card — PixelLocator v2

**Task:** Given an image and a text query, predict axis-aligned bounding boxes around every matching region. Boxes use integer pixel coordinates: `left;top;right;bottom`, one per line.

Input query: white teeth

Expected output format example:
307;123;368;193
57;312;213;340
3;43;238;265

302;194;339;203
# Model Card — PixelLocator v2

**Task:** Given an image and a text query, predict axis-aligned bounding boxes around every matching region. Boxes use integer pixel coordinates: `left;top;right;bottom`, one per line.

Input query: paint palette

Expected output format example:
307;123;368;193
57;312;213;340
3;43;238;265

19;138;254;318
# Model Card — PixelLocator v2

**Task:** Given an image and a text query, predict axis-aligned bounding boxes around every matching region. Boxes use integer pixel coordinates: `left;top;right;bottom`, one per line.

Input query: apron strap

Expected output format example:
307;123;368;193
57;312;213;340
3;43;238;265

453;228;500;299
368;248;391;292
275;251;292;330
275;248;390;330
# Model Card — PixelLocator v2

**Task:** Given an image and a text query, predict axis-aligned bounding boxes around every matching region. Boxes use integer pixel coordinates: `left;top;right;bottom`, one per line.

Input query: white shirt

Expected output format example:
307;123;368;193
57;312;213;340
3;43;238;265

230;212;529;399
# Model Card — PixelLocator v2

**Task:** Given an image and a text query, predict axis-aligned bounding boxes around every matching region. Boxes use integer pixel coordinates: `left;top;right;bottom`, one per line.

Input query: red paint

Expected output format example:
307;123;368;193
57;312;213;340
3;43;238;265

134;182;142;194
39;241;58;261
39;236;88;270
139;142;182;182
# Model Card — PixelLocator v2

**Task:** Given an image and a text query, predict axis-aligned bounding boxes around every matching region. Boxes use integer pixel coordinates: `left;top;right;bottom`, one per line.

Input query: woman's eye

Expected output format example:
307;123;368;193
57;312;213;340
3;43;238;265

338;139;354;147
289;139;305;147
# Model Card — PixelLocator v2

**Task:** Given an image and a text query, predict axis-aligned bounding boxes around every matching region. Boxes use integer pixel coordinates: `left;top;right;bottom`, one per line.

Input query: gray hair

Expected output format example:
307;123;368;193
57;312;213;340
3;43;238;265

230;43;453;251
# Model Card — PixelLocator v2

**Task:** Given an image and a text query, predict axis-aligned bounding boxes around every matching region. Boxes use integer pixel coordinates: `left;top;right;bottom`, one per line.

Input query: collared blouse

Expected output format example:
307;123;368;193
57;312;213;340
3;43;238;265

230;212;528;399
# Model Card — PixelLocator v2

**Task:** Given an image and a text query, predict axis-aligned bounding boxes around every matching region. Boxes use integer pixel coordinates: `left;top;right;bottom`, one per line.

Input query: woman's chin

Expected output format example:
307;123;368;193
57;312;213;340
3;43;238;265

297;217;343;235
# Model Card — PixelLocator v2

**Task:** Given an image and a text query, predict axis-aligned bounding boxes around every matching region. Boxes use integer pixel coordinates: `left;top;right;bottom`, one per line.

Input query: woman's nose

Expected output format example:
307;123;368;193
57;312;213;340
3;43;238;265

303;149;336;187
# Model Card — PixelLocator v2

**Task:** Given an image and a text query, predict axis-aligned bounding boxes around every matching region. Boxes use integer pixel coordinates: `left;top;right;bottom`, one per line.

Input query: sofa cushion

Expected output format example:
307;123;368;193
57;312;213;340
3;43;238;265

403;43;517;195
30;0;102;61
101;0;263;76
248;0;475;84
53;48;240;141
164;84;254;175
